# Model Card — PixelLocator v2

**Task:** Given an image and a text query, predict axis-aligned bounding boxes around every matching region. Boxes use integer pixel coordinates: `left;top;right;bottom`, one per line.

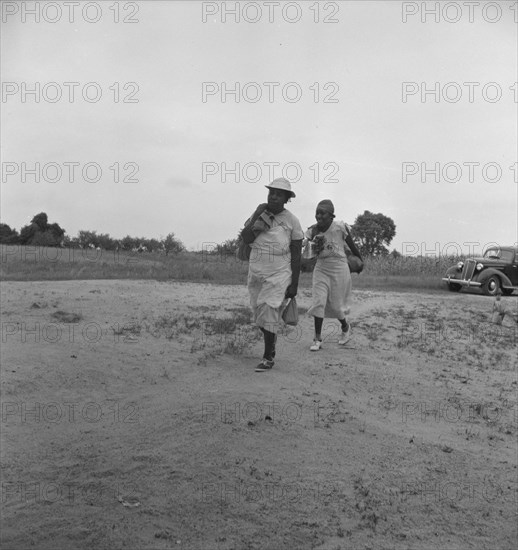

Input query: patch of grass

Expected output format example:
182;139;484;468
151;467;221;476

371;307;388;318
112;322;141;336
207;318;238;334
51;310;83;323
0;244;477;293
353;476;381;531
225;306;253;324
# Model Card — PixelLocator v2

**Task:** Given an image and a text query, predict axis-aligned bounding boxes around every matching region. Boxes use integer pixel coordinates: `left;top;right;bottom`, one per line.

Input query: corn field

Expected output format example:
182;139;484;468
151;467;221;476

362;254;461;277
1;245;462;292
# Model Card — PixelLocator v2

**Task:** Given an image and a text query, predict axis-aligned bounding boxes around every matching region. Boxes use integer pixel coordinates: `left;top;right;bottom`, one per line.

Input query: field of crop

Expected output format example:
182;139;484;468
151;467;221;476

0;244;463;293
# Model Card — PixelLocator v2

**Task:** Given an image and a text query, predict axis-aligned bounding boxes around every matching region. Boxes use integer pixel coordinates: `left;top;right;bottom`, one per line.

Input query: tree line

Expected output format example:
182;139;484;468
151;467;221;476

0;212;185;254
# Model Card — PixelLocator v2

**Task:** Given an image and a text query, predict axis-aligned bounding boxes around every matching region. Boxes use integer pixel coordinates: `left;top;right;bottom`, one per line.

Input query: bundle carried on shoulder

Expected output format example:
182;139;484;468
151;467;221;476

237;205;272;262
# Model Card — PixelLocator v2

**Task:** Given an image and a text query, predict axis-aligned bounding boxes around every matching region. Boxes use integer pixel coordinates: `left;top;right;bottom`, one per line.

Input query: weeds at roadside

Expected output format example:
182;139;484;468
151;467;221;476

112;322;141;337
353;476;381;531
51;310;83;323
174;307;261;364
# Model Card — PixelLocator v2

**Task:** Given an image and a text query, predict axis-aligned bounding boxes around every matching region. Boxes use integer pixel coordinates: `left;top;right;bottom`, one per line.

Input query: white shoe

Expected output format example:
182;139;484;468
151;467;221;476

310;339;322;351
338;326;352;346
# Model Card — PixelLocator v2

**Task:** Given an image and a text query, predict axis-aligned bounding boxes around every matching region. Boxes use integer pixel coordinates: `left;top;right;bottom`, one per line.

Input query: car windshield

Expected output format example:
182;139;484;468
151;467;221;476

484;248;501;259
483;248;514;261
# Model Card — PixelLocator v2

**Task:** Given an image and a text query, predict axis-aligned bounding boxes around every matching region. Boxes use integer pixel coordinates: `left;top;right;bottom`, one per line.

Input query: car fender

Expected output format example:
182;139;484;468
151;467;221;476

444;266;460;277
476;268;512;287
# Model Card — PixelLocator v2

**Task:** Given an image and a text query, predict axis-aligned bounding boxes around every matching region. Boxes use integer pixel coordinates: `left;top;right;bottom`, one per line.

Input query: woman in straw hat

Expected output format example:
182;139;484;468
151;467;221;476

304;199;362;351
240;178;303;372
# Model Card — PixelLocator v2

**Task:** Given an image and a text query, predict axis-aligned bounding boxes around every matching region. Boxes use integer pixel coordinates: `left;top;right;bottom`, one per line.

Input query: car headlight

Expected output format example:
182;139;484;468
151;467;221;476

457;261;464;270
476;263;484;271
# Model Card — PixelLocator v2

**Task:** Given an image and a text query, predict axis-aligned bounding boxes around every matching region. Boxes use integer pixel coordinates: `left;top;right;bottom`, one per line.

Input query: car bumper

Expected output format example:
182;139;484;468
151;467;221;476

442;276;482;287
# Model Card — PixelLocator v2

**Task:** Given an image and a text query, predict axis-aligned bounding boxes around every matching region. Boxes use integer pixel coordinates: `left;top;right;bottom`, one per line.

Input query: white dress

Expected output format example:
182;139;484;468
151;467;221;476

306;220;352;319
246;209;303;334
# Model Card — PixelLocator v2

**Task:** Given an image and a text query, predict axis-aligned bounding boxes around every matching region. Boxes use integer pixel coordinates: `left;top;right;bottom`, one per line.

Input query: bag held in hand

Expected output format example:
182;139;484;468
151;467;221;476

282;297;299;326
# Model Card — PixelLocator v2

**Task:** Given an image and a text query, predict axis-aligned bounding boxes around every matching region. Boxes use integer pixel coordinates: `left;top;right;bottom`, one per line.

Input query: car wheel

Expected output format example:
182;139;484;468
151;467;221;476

482;276;500;296
447;283;462;292
502;288;514;296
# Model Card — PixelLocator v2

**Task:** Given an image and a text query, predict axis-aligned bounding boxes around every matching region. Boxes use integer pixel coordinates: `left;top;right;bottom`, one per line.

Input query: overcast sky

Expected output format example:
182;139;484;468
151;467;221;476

1;0;517;255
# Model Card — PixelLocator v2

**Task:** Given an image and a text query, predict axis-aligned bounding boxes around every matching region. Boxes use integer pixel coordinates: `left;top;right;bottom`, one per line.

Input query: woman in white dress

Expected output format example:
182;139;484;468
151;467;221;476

305;200;362;351
240;178;303;372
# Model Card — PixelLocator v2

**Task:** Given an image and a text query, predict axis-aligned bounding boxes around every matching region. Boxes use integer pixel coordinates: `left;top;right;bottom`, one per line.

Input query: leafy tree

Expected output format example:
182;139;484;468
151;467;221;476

48;223;65;241
63;235;81;248
145;238;162;253
162;233;185;255
121;235;139;251
352;211;396;256
19;223;38;244
78;230;98;248
31;212;48;231
96;233;116;250
0;223;19;244
19;213;65;246
217;238;239;256
31;230;62;246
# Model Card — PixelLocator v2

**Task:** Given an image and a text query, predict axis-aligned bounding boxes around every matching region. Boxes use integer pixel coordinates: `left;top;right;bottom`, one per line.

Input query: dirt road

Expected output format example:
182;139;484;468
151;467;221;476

1;280;517;549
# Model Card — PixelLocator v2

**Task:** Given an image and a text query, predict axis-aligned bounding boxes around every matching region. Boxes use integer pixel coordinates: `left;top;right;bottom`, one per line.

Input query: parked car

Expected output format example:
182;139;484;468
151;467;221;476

442;246;518;296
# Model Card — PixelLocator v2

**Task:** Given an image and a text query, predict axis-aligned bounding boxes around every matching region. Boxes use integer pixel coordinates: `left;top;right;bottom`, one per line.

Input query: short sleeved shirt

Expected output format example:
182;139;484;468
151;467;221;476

305;220;351;260
250;209;304;260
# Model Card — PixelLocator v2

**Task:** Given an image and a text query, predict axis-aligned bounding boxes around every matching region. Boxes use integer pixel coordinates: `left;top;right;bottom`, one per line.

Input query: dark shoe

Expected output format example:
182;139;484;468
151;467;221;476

255;359;274;372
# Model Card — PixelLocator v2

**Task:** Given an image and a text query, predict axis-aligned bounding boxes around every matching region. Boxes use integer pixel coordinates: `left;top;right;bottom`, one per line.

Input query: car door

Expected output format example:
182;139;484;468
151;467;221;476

503;250;518;285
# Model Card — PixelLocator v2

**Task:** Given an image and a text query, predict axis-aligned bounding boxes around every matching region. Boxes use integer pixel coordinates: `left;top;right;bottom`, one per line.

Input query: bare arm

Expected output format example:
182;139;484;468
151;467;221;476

286;239;302;298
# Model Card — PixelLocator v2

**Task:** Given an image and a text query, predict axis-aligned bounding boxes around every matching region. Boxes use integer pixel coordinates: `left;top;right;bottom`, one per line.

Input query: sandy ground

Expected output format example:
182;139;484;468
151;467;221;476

1;280;517;550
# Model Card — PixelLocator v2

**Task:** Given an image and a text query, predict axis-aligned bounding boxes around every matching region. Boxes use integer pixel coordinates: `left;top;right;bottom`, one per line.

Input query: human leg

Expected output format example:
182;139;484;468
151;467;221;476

255;328;276;372
260;327;276;361
338;317;352;345
310;316;324;351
